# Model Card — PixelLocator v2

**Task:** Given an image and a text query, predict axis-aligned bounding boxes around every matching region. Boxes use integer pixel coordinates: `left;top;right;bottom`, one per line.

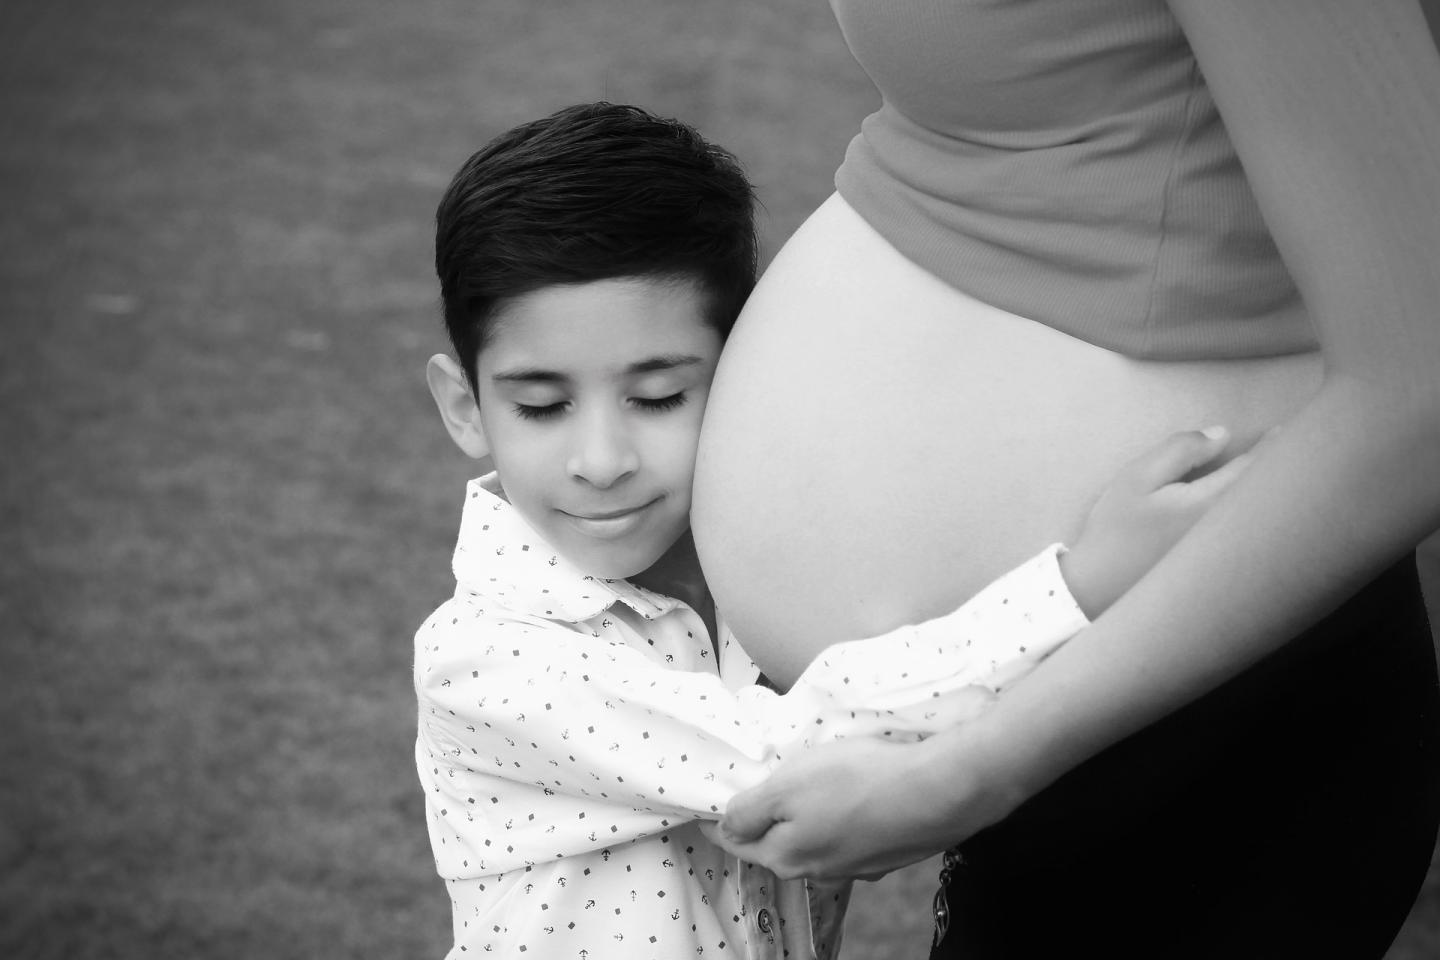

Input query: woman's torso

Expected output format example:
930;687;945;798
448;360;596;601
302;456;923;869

692;195;1322;688
691;0;1325;687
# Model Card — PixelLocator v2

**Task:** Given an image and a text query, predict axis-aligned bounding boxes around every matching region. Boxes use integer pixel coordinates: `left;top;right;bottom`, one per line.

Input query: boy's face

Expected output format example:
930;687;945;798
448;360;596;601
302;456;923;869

473;277;724;580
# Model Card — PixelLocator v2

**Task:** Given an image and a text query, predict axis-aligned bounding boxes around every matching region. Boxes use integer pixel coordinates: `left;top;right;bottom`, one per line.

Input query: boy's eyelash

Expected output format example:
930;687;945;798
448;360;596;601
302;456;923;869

634;393;687;412
511;393;687;421
513;402;566;421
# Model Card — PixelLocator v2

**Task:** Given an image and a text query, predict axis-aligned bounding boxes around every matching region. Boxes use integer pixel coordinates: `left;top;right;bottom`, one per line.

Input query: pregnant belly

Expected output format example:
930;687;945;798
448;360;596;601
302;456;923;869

692;194;1322;689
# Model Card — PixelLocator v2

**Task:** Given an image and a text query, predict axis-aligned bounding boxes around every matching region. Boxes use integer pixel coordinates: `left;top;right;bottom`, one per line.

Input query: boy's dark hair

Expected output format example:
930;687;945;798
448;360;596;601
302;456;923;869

435;102;758;393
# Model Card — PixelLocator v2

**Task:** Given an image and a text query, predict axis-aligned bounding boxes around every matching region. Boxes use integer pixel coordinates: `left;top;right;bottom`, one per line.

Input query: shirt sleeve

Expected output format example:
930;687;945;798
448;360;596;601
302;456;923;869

746;543;1089;753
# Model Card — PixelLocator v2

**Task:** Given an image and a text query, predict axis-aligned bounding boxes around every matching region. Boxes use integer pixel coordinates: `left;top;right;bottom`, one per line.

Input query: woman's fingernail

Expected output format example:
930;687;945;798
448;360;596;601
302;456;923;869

1200;425;1228;441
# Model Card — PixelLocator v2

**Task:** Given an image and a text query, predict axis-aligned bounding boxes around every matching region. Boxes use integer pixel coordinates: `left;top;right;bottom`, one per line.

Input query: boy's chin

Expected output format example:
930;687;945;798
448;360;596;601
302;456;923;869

581;534;692;584
566;541;669;582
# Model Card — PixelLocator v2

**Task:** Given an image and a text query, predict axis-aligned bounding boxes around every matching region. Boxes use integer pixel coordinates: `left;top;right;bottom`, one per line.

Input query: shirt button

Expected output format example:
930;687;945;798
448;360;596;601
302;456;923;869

757;908;773;934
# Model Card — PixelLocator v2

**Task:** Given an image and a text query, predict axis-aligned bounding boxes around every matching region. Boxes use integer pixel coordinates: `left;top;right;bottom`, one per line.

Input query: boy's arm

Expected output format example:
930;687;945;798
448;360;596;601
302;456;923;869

747;544;1083;748
753;428;1250;747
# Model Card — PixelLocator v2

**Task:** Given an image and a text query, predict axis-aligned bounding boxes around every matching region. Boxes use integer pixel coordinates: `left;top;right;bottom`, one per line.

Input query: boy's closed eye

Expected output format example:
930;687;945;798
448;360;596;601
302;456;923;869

512;401;568;421
511;392;691;421
506;384;569;420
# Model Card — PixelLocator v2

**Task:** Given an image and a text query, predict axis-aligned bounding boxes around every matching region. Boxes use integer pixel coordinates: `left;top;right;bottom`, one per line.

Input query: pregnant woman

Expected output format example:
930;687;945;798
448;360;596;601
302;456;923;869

691;1;1440;957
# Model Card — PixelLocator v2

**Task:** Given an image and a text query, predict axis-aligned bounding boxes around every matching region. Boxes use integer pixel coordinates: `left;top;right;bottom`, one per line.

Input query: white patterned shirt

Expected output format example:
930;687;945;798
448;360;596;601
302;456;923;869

414;476;1087;960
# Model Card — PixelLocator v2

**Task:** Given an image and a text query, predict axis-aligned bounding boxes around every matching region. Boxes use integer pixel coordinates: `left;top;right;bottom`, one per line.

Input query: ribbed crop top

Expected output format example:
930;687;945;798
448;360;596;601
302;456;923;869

830;0;1318;361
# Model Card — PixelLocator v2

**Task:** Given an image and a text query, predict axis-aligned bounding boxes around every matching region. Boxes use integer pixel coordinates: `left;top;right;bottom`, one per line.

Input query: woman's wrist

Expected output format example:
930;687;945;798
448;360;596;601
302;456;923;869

912;718;1035;847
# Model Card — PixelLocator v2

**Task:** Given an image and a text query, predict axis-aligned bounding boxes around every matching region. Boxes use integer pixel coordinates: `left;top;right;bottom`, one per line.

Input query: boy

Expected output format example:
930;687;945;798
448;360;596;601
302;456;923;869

417;102;1243;960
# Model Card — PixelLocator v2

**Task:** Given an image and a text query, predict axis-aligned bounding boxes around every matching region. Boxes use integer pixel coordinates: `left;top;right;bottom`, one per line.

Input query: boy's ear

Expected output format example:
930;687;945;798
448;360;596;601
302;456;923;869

426;354;491;461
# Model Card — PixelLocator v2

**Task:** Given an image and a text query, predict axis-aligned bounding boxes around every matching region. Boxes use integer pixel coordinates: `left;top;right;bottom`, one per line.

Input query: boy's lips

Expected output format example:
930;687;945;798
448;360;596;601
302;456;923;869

560;497;662;538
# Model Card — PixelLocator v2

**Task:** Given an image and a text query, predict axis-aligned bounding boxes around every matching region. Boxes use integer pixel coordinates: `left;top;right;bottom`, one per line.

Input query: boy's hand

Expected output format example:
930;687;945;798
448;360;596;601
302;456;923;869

1061;426;1254;619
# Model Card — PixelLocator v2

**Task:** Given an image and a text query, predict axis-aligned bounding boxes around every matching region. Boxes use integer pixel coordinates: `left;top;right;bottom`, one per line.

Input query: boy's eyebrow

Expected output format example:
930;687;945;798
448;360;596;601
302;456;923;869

490;367;567;385
490;355;706;383
625;354;707;374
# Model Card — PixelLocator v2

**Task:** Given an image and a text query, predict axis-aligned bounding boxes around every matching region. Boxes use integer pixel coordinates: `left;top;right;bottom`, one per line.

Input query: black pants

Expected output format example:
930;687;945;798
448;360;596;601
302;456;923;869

932;557;1440;960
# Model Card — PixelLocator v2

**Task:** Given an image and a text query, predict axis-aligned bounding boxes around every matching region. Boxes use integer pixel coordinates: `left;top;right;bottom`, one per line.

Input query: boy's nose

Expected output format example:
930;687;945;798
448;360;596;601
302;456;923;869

566;417;639;489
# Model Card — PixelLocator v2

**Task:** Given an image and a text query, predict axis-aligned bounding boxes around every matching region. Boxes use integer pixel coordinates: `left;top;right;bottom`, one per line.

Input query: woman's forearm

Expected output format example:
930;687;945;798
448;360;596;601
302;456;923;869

945;370;1440;832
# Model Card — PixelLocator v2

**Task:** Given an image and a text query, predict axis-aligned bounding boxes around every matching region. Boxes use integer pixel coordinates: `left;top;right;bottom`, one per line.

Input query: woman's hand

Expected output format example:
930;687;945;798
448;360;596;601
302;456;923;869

701;726;1014;882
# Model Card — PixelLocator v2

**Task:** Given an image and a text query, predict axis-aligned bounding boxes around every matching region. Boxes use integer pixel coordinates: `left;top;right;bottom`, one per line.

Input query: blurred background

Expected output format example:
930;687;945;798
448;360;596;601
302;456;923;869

3;1;1437;957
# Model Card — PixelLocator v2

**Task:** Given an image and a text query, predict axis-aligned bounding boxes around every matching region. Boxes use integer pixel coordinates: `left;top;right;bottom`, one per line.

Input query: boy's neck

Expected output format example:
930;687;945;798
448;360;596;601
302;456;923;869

631;528;705;601
631;529;716;637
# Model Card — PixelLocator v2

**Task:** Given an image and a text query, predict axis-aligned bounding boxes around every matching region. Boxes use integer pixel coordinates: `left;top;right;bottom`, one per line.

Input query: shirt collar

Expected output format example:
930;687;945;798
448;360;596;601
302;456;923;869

450;474;682;623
